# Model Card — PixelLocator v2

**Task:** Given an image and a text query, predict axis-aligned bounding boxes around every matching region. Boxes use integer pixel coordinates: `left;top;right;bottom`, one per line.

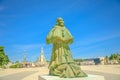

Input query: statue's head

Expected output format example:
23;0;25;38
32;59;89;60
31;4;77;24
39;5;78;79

56;17;64;27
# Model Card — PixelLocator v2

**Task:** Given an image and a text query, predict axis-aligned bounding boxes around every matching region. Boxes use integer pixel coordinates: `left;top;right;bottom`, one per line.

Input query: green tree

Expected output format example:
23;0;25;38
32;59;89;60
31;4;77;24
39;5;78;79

109;53;120;63
116;53;120;63
3;55;9;65
0;46;9;66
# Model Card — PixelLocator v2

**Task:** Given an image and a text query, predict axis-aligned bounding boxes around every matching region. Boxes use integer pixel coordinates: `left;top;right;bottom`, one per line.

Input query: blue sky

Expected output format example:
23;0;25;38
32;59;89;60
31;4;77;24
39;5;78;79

0;0;120;62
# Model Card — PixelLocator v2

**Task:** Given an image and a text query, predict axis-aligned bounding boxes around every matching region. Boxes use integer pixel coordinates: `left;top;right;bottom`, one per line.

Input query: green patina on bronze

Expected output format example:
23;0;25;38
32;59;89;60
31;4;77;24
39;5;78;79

46;18;87;78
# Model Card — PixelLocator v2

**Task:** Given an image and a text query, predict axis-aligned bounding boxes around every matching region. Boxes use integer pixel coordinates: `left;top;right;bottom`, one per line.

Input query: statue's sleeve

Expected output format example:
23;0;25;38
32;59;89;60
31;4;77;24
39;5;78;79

46;27;55;44
46;26;63;44
63;27;73;44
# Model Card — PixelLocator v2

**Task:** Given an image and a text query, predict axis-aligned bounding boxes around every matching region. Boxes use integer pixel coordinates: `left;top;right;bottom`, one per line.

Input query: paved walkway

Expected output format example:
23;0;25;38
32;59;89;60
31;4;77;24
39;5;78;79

0;69;119;80
85;70;120;80
0;71;38;80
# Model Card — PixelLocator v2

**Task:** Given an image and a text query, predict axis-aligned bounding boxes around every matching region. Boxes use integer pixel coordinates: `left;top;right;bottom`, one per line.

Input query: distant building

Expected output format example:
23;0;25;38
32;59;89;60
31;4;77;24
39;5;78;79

80;59;95;65
20;47;47;68
36;47;46;66
22;51;27;67
22;51;32;68
80;57;105;65
99;57;105;65
108;60;119;64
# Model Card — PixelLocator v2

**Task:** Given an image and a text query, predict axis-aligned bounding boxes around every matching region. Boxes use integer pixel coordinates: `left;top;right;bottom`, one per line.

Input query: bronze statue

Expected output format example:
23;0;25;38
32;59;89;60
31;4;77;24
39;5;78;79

46;18;87;78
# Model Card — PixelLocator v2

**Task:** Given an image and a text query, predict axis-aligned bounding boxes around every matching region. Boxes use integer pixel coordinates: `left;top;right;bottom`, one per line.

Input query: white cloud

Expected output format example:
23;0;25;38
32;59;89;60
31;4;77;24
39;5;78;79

71;33;120;49
13;43;46;51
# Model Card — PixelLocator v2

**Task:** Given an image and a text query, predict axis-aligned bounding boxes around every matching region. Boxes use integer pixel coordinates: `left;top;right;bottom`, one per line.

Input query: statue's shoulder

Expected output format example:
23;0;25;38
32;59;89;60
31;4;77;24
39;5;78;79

53;25;61;30
52;25;68;31
51;26;56;30
50;26;59;32
63;26;69;31
54;25;59;28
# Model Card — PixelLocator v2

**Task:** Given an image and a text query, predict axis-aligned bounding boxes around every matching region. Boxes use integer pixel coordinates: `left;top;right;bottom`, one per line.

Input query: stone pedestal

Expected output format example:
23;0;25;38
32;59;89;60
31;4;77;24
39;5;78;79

39;74;105;80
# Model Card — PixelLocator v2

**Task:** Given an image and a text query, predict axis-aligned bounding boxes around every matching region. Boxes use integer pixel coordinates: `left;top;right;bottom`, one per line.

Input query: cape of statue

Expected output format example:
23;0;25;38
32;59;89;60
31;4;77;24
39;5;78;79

46;18;87;78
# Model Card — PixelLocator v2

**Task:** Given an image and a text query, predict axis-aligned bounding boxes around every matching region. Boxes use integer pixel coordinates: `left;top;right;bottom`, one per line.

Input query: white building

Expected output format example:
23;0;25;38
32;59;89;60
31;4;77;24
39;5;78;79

36;47;46;66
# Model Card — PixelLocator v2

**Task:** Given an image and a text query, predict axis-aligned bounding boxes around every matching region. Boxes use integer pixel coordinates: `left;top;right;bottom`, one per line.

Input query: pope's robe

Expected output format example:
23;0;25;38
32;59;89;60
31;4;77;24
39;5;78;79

46;25;87;78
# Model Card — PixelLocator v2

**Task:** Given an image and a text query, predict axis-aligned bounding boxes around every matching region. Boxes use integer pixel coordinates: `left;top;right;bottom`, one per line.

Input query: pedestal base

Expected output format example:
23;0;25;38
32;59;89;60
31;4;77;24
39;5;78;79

39;74;105;80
